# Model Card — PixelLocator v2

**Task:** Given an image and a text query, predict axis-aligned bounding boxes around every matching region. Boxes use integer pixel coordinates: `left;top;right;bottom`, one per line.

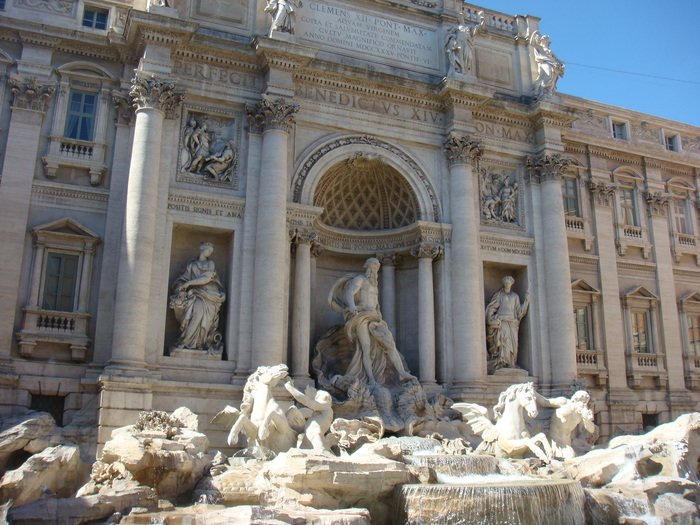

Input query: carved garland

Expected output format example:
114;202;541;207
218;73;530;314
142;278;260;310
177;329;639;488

292;135;441;222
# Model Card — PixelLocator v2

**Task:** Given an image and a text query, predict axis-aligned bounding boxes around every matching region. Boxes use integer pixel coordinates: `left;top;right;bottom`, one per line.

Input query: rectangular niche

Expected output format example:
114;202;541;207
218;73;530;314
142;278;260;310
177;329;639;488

177;108;241;190
164;224;233;360
483;263;531;374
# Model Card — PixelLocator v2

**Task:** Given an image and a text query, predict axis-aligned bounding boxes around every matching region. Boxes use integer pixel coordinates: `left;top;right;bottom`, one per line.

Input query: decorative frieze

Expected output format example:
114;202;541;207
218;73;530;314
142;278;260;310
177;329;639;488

525;153;572;183
644;191;671;217
15;0;75;16
480;233;533;256
246;95;298;133
178;111;239;188
443;133;482;166
480;168;519;226
8;77;55;112
129;75;184;117
588;180;616;207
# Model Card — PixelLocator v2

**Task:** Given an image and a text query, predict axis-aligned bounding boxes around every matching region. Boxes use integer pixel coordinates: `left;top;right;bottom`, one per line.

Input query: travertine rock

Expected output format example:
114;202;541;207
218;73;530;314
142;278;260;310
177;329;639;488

256;448;417;524
8;481;157;525
0;412;58;471
97;410;212;500
0;444;88;505
194;460;263;505
117;503;371;524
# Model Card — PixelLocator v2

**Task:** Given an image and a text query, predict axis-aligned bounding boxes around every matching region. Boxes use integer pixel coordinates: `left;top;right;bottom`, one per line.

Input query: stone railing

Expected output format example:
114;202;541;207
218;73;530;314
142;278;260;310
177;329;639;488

685;353;700;390
17;307;91;361
565;215;585;233
463;6;516;34
576;350;598;366
59;138;94;160
623;225;643;240
677;233;696;247
671;232;699;264
627;351;667;388
576;349;608;386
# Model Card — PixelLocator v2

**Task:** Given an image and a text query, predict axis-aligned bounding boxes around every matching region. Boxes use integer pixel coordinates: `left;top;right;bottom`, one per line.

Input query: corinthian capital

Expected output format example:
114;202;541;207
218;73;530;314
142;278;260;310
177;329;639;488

644;191;671;217
8;77;55;112
525;153;572;183
443;133;482;166
411;241;443;260
129;75;184;117
246;95;299;133
588;180;616;207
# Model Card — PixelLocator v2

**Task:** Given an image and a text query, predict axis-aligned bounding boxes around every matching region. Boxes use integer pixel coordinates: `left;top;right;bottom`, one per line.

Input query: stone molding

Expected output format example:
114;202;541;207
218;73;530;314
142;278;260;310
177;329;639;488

589;180;617;207
479;232;534;256
292;135;441;222
525;153;572;183
410;241;443;260
112;91;134;125
443;133;482;166
167;190;245;219
289;226;318;245
644;191;671;217
129;75;184;117
246;95;299;134
8;77;55;112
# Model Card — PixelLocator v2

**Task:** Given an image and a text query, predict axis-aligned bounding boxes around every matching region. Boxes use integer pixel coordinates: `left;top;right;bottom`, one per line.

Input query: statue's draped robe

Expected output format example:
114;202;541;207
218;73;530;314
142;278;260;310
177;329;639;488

171;259;225;350
486;289;528;370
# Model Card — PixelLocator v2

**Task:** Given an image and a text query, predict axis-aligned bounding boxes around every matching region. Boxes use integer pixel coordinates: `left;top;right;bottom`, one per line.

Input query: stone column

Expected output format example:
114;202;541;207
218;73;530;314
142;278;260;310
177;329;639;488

411;242;442;387
247;96;299;367
108;75;182;372
290;228;316;381
645;191;686;396
379;254;400;334
0;78;54;361
443;134;486;389
527;154;578;388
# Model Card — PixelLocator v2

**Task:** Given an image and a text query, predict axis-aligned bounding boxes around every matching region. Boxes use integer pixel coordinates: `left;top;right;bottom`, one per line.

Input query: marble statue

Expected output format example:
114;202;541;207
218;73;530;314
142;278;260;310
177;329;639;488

313;258;422;433
539;390;596;459
265;0;302;37
180;118;238;183
453;383;553;462
283;378;334;452
481;172;518;224
444;10;485;75
329;257;413;388
485;276;529;374
169;242;226;353
529;31;565;97
212;364;336;456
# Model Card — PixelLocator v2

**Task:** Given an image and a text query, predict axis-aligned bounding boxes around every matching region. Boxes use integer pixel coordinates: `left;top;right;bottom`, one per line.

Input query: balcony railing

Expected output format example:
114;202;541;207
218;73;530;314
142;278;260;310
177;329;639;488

17;307;91;361
59;139;94;160
623;225;643;240
565;216;585;233
677;233;696;247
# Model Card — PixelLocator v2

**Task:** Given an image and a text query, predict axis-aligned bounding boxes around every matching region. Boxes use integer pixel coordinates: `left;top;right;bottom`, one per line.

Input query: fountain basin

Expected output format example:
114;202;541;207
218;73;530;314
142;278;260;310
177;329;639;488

403;454;499;478
394;478;585;525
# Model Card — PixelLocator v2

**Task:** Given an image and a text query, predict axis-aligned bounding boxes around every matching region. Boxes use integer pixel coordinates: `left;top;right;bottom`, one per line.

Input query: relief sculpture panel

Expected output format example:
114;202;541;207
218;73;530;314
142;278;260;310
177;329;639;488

480;168;519;226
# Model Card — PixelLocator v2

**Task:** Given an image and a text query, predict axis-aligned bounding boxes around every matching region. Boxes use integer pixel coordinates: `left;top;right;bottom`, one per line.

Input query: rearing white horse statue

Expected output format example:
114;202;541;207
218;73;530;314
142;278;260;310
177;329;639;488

453;382;552;462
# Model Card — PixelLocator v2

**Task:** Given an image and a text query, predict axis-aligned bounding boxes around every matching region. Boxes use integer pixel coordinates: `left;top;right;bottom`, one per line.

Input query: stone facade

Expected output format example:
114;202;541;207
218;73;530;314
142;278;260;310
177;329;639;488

0;0;698;450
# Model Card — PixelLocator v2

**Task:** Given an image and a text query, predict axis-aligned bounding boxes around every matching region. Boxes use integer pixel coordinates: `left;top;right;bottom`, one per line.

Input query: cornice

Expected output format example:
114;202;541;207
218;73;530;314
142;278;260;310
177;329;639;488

253;37;317;71
569;254;599;266
588;145;642;166
480;232;534;256
563;142;587;156
174;48;258;73
616;259;657;272
472;109;532;130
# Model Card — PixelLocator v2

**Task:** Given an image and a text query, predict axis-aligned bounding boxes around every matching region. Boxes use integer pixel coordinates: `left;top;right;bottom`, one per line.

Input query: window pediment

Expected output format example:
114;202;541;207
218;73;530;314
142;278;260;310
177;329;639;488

571;278;600;295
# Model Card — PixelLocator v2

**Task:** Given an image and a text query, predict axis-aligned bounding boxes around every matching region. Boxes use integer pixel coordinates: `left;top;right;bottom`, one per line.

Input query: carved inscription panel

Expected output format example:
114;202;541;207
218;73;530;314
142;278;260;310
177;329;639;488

296;1;439;72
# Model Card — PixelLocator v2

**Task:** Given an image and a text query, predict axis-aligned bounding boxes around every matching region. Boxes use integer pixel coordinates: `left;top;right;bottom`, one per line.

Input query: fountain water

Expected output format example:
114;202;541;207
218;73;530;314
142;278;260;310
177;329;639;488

396;451;586;525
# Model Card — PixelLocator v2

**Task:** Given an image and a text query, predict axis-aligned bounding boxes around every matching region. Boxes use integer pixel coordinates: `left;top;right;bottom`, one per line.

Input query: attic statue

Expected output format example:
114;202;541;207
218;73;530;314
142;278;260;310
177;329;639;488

445;10;485;75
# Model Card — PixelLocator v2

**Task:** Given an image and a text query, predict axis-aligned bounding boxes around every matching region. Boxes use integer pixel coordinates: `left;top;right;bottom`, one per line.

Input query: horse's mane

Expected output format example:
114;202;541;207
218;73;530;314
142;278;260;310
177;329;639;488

240;367;266;413
493;382;534;420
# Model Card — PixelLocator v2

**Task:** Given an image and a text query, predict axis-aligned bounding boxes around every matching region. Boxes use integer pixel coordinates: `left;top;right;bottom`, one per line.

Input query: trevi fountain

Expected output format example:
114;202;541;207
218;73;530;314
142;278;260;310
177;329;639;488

1;256;699;524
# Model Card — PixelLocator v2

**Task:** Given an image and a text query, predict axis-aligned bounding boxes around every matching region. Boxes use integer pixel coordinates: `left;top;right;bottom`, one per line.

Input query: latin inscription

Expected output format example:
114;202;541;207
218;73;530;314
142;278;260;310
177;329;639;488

297;2;438;71
167;200;243;219
172;59;261;90
475;121;534;144
295;84;443;125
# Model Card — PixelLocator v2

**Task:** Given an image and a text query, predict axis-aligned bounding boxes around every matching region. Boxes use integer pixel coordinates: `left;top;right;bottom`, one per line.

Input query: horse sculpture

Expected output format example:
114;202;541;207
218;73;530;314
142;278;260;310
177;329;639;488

212;364;305;455
452;382;552;462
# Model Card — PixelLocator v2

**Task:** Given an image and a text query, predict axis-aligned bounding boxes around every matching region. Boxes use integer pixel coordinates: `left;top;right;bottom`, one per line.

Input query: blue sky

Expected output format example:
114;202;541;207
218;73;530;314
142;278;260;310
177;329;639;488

480;1;700;128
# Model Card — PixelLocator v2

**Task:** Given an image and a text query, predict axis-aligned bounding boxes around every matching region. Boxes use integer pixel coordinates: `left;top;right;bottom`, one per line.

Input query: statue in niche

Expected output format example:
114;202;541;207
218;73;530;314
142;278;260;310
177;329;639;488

169;242;226;354
180;117;238;183
481;171;518;224
313;257;423;433
444;10;485;76
529;31;565;97
485;276;530;374
265;0;302;37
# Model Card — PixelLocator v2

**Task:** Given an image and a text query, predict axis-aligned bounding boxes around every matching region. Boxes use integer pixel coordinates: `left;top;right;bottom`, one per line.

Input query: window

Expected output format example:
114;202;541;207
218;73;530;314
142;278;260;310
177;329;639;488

688;314;700;358
82;7;108;29
42;253;79;312
612;121;627;140
632;311;650;353
574;306;591;350
620;187;638;226
0;0;6;10
673;198;690;235
64;91;97;141
562;178;579;216
665;134;679;152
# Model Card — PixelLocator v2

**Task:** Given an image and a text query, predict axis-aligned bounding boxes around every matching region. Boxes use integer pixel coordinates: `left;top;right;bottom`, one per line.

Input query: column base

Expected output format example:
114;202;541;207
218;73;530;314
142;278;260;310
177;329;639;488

104;359;151;378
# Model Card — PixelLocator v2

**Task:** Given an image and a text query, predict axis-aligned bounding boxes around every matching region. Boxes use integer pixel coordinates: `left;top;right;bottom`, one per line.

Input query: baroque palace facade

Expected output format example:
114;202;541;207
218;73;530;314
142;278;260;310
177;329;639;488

0;0;699;449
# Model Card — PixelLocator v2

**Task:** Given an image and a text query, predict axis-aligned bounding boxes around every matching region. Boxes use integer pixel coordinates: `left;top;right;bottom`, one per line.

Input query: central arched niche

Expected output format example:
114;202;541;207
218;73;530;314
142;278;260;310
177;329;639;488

313;155;419;231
